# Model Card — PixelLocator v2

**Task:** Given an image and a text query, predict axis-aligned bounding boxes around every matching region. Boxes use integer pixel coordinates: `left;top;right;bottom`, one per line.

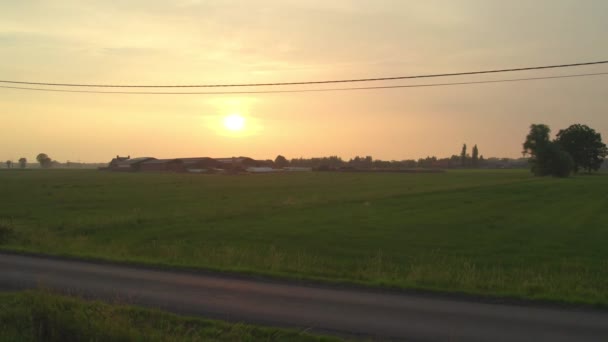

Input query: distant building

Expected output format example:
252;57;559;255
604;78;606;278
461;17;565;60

284;167;312;172
105;155;276;173
139;159;183;172
108;155;130;169
179;157;222;172
111;157;156;172
246;167;280;173
139;157;221;173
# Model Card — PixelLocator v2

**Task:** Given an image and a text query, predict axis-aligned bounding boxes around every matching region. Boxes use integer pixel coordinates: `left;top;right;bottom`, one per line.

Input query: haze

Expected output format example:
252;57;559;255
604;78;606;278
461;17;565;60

1;0;607;163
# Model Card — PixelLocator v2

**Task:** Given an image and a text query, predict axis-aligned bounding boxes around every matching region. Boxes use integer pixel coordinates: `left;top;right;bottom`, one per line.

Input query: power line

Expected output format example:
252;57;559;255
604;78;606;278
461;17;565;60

0;60;607;88
1;72;606;95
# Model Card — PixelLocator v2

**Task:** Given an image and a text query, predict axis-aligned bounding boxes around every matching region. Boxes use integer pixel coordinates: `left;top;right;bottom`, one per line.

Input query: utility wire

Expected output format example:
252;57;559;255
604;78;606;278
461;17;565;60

1;72;606;95
0;60;607;88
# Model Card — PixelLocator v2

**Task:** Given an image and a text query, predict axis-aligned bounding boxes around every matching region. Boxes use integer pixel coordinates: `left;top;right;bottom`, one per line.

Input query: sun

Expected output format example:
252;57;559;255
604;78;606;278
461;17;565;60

223;114;245;131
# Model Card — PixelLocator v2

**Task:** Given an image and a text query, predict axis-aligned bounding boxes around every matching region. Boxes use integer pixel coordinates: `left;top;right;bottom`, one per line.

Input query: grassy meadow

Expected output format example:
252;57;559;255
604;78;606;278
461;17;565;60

1;169;607;305
0;290;341;342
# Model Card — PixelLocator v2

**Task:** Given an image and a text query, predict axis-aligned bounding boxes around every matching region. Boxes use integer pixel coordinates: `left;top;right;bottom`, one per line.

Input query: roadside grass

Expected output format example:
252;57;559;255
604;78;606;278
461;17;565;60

0;169;607;305
0;290;341;341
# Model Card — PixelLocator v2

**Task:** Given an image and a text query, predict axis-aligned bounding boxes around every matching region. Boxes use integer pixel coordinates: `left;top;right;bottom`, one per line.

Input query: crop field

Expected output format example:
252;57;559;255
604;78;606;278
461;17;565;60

1;169;607;305
0;290;340;342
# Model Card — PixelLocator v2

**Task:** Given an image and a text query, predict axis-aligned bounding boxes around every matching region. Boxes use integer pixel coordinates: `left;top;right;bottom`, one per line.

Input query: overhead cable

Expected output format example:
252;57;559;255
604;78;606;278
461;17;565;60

0;60;607;88
1;72;606;95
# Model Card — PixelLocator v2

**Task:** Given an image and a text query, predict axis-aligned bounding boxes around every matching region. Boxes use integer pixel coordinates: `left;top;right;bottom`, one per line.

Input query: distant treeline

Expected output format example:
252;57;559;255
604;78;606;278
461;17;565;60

283;154;529;170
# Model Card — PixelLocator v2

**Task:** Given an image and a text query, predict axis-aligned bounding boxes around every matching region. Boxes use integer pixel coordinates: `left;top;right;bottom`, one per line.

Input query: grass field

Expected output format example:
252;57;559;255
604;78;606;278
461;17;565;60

1;169;607;305
0;290;341;341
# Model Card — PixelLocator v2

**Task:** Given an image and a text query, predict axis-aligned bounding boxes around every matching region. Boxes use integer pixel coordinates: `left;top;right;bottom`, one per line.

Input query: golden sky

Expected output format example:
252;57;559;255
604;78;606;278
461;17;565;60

2;0;608;162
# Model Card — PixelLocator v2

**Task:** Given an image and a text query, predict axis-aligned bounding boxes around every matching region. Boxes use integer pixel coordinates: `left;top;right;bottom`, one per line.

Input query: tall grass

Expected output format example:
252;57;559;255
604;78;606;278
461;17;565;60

0;290;341;342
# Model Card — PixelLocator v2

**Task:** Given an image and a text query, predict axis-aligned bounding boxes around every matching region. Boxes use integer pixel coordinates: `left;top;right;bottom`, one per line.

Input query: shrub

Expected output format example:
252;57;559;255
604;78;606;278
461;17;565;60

0;221;15;244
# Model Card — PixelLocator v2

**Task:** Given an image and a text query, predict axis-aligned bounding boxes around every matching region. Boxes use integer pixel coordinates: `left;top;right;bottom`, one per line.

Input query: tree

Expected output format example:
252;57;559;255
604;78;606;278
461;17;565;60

274;155;289;168
546;143;574;177
523;124;553;176
523;124;573;177
5;160;12;169
18;158;27;169
555;124;608;173
471;145;479;167
36;153;52;168
460;144;467;167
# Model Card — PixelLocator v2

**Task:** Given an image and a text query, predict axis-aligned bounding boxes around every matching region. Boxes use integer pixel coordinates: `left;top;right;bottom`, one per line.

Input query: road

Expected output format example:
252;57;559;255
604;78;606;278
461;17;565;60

1;252;607;341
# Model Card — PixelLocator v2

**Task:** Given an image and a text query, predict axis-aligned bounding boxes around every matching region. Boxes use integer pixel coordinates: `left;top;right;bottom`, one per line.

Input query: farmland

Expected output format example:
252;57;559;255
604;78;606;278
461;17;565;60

0;290;340;342
1;169;607;305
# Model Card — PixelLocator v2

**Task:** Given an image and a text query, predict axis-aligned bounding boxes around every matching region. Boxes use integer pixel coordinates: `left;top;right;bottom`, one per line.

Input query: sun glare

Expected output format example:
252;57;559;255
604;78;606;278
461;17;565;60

223;114;245;131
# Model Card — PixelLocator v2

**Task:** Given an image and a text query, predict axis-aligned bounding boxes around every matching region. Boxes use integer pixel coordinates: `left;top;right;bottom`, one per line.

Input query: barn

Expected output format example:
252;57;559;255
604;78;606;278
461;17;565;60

180;157;221;172
215;157;274;170
111;157;156;172
108;155;130;168
140;159;184;172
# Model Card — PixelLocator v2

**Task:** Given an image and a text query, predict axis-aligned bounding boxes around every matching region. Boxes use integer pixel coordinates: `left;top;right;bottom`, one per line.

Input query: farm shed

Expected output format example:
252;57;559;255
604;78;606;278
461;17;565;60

108;155;130;169
180;157;221;171
215;157;275;170
112;157;156;172
140;159;184;172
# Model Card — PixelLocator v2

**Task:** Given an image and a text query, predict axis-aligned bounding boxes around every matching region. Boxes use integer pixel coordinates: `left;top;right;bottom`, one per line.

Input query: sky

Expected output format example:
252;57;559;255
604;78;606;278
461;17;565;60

1;0;608;163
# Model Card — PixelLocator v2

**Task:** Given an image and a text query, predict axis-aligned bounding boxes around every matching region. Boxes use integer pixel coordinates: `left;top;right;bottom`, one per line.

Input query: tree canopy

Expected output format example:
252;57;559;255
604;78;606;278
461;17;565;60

274;155;289;168
555;124;607;173
523;124;573;177
36;153;52;168
472;145;479;167
522;123;607;177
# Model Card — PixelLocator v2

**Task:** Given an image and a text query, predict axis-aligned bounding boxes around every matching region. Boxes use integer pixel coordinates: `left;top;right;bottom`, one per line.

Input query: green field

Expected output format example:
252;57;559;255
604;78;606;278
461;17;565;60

1;169;607;305
0;290;340;341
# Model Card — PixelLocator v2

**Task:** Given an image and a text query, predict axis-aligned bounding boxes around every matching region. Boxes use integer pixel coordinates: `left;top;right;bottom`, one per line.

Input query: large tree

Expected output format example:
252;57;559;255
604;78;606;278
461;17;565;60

522;124;552;176
555;124;608;173
18;157;27;169
460;144;467;167
522;124;573;177
471;144;479;167
274;155;289;168
36;153;52;168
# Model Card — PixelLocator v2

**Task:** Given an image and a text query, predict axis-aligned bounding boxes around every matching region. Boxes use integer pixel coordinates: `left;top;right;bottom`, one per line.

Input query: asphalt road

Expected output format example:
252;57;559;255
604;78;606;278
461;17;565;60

1;252;607;341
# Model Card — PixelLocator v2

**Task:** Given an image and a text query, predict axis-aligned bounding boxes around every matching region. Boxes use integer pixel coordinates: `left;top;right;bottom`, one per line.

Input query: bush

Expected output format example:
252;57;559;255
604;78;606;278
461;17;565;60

549;147;574;178
0;221;15;244
528;142;573;178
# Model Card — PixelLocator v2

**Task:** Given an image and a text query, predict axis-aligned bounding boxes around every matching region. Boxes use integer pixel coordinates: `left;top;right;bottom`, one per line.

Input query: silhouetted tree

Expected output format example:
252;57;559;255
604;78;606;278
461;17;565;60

18;158;27;169
274;155;289;168
523;124;552;176
547;143;574;177
5;160;12;169
472;145;479;167
460;144;467;167
36;153;52;168
555;124;607;173
523;124;573;177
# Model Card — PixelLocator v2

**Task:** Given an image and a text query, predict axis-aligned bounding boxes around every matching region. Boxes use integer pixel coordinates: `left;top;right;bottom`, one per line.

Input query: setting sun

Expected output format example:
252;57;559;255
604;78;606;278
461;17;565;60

223;114;245;131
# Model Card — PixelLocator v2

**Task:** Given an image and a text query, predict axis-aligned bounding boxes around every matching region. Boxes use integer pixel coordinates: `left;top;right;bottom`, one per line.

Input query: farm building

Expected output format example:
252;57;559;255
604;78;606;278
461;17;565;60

180;157;222;171
215;157;274;170
111;157;156;172
106;155;275;173
139;157;221;173
108;155;130;168
139;159;184;172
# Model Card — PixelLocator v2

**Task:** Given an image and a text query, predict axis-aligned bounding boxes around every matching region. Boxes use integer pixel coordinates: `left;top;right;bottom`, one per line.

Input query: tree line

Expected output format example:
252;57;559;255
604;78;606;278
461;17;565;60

4;153;55;169
274;146;528;171
523;123;607;177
